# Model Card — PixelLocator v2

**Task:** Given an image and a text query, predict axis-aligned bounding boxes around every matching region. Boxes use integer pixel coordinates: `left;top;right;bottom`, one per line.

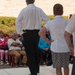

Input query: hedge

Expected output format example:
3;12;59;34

0;15;68;35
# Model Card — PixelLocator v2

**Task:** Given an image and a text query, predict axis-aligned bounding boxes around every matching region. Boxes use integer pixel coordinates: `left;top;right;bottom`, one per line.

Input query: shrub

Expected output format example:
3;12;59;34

0;15;68;35
0;16;16;35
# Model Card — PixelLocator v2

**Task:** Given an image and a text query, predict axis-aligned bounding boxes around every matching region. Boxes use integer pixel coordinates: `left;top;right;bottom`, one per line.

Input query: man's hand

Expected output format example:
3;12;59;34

17;43;20;45
21;31;27;37
17;44;23;47
69;46;74;56
47;39;54;45
11;42;20;46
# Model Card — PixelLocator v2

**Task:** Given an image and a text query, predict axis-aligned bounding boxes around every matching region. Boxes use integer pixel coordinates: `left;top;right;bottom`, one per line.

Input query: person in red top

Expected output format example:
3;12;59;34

0;31;9;65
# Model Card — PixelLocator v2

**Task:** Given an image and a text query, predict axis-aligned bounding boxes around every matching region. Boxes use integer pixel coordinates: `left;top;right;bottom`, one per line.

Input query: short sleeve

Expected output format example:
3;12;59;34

44;21;50;31
40;9;50;23
8;39;13;46
65;15;75;34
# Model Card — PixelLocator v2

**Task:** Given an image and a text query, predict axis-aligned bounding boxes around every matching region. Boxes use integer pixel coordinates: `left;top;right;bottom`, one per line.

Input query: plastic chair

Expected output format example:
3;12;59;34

9;54;23;67
38;49;49;65
9;54;15;67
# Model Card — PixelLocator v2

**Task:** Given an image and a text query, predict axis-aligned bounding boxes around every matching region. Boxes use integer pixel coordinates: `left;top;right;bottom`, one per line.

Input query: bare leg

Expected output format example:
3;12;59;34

64;67;69;75
56;68;62;75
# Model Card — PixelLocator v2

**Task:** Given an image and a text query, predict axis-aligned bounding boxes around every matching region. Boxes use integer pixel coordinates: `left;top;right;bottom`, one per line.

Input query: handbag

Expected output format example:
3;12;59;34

0;46;8;50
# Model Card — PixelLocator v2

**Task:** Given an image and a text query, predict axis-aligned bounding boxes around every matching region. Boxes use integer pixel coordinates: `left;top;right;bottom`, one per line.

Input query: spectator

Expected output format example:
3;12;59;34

8;32;27;67
0;31;9;65
38;31;52;65
39;4;70;75
64;14;75;75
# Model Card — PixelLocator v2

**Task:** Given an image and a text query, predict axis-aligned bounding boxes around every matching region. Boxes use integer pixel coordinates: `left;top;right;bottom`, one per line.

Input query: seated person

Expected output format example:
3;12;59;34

38;31;52;65
0;31;9;65
8;32;27;67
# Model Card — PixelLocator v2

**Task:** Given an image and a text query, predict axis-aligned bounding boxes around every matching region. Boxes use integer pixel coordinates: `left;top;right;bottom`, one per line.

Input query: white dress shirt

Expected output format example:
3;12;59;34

65;14;75;56
15;4;50;35
8;38;22;51
44;15;69;53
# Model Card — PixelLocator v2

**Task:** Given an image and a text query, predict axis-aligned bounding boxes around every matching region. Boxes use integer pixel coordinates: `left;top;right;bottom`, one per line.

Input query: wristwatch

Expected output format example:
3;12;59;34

69;45;73;48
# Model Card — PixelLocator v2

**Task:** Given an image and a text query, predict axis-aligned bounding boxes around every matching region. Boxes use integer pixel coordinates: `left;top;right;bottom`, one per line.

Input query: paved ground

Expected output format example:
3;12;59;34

0;64;73;75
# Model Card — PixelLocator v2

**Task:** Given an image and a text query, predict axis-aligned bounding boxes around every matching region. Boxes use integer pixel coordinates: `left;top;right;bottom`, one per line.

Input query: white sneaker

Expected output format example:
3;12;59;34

43;62;46;65
6;61;9;65
1;61;4;65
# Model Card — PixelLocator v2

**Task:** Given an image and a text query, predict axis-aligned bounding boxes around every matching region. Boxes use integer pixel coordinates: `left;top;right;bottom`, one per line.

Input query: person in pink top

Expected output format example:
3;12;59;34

0;31;9;65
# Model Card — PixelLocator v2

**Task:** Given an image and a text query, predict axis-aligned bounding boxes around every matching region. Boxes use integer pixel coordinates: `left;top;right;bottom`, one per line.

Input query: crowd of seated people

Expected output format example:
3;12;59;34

0;31;27;67
38;31;52;66
0;30;53;67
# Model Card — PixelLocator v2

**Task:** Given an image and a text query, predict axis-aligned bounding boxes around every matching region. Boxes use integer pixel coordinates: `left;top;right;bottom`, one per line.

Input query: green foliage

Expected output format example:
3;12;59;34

0;15;68;35
0;16;16;35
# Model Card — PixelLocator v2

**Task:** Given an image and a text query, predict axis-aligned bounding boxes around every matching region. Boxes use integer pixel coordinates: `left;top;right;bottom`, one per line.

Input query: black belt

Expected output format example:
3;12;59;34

23;29;39;32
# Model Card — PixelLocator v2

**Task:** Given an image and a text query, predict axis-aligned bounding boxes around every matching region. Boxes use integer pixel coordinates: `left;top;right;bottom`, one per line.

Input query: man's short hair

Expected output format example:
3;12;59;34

26;0;35;4
53;4;63;15
10;32;16;38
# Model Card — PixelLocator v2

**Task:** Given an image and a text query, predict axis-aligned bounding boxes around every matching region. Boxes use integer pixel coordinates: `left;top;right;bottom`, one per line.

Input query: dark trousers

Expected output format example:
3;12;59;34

23;30;39;75
72;57;75;75
39;49;52;62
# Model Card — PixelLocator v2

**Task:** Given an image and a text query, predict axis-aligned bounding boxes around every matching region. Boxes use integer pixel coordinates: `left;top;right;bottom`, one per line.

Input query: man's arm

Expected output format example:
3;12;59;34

15;9;24;35
64;31;73;48
11;42;20;46
64;31;74;56
17;44;23;47
65;15;75;47
41;9;50;23
11;42;23;47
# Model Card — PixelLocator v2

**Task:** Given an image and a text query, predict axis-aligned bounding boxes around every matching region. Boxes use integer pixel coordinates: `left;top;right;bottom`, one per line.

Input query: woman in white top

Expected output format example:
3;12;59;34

39;4;70;75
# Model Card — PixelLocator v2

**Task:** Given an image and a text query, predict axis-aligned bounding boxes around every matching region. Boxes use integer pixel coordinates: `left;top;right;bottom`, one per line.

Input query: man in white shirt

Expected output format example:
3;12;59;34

8;32;27;67
15;0;50;75
65;14;75;75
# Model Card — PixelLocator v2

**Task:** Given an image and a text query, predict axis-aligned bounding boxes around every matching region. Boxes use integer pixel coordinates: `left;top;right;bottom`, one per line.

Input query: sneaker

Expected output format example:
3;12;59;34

15;65;18;67
46;60;52;66
14;63;18;67
1;61;4;65
43;62;46;65
20;62;27;67
6;61;9;65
